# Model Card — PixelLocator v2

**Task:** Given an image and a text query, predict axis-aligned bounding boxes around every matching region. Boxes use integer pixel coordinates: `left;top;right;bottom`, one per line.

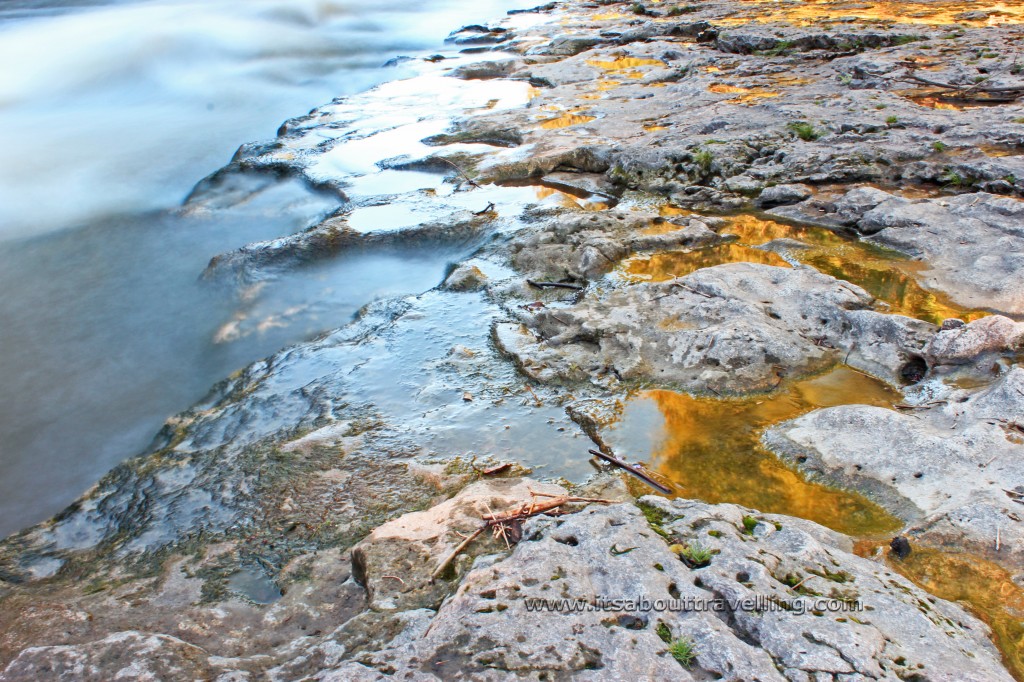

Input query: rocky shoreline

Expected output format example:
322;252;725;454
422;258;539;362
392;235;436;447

2;0;1024;679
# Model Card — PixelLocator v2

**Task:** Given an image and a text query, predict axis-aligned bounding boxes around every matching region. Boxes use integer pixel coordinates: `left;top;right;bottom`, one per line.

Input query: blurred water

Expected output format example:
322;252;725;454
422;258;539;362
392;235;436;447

0;0;534;537
0;0;531;239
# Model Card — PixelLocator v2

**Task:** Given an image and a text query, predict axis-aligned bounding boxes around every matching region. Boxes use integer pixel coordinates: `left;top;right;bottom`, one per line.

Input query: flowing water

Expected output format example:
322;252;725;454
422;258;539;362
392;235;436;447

0;0;536;538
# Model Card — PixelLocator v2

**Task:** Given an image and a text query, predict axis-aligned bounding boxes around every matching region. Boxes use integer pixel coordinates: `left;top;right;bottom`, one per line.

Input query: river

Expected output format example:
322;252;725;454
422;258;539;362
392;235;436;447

0;0;534;538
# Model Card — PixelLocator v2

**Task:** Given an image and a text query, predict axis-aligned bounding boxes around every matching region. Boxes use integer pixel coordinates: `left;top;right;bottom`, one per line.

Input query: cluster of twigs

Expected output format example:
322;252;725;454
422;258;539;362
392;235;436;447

430;491;614;580
889;70;1024;103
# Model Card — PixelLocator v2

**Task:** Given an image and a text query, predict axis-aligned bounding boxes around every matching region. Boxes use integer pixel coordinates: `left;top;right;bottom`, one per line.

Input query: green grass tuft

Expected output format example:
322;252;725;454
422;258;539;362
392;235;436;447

679;541;713;568
787;121;821;141
669;636;698;667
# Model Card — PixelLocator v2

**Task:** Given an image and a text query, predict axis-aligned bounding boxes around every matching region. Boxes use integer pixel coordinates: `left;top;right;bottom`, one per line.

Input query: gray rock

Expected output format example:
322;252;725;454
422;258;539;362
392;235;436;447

537;34;604;56
927;315;1024;365
509;209;723;282
756;183;814;208
303;497;1012;681
2;631;216;681
443;263;490;292
766;367;1024;565
497;262;934;391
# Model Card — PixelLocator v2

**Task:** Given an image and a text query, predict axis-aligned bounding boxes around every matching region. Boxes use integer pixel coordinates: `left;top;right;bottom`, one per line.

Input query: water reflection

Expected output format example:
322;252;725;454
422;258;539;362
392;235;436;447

620;214;990;325
874;544;1024;680
605;367;903;536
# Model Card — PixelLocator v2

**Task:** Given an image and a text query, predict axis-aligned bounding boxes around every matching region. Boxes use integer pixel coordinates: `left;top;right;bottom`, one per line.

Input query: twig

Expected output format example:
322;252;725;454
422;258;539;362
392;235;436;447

473;202;495;215
527;279;584;291
523;383;543;406
382;575;406;586
431;526;486;580
676;282;712;298
892;72;1024;95
588;448;673;494
436;157;481;188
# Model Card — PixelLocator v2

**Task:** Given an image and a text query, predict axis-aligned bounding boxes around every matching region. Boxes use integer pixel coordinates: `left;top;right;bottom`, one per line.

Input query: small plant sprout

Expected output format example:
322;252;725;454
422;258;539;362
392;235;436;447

742;515;759;534
932;140;948;152
787;121;821;141
679;541;713;568
693;148;714;171
885;115;899;125
670;636;698;667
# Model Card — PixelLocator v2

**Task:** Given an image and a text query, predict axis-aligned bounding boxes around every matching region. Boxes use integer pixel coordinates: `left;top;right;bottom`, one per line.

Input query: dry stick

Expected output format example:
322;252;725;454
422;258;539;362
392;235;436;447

894;72;1024;95
431;526;486;580
431;494;615;580
588;449;673;494
436;157;481;188
527;279;584;291
527;490;618;503
523;383;543;407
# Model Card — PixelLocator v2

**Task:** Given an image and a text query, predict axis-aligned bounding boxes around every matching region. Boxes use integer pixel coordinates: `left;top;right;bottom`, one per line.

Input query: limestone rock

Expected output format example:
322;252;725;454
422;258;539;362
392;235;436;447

766;367;1024;565
497;262;934;391
1;631;216;682
927;315;1024;365
309;499;1012;681
756;183;813;208
350;478;566;611
443;264;489;292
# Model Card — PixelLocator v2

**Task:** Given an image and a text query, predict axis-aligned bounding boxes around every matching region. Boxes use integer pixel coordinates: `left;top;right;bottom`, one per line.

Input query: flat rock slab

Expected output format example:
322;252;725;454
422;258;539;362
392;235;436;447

766;366;1024;567
303;497;1012;681
497;262;935;392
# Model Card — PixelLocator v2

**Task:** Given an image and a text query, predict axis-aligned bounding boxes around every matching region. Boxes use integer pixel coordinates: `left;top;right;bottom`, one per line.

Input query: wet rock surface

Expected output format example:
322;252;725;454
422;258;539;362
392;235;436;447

3;0;1024;678
772;189;1024;315
766;366;1024;565
497;261;935;391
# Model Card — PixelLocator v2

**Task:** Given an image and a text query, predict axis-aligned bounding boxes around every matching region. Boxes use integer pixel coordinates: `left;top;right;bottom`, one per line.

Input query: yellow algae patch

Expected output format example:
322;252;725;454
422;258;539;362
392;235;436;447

708;83;751;94
770;75;814;87
622;244;792;280
587;57;665;72
724;0;1024;27
538;112;596;129
979;143;1020;157
534;185;609;210
708;82;781;103
618;215;988;324
720;215;988;325
907;92;983;110
592;12;626;20
644;124;668;131
879;546;1024;680
658;204;694;217
727;91;781;105
606;367;903;536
